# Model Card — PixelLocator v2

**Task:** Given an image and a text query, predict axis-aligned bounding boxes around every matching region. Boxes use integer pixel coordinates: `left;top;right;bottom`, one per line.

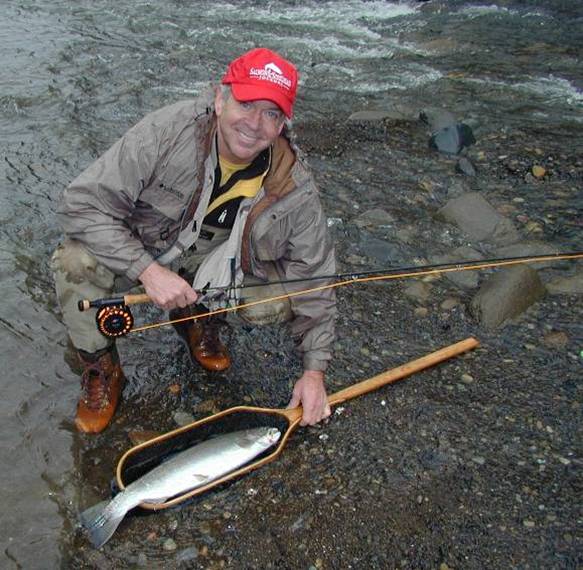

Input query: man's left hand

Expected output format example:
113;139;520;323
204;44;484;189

287;370;331;426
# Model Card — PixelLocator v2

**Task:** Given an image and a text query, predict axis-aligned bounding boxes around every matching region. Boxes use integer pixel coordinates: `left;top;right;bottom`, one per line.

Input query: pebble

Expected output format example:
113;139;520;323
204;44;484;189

176;547;199;562
472;456;486;465
461;373;474;384
456;156;476;176
532;165;546;178
523;520;536;528
173;411;195;426
542;331;569;348
414;307;429;317
163;538;177;551
441;298;459;310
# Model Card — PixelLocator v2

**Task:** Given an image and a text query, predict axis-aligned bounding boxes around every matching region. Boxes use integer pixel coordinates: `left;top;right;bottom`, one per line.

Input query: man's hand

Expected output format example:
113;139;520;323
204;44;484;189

287;370;331;426
138;262;198;310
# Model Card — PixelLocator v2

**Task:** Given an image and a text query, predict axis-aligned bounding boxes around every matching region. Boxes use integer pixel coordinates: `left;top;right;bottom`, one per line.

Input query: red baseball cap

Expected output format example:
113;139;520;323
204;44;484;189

221;48;298;118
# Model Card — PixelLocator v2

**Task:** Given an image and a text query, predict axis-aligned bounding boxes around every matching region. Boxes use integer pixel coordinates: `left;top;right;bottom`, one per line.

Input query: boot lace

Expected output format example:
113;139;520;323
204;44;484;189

81;363;109;410
200;319;225;354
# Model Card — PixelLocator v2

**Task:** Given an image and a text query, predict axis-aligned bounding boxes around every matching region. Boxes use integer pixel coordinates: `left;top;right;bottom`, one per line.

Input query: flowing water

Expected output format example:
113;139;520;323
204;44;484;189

1;1;582;567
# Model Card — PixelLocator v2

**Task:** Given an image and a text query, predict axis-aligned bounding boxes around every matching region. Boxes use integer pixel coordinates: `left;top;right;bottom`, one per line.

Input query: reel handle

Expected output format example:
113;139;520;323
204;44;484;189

78;293;151;312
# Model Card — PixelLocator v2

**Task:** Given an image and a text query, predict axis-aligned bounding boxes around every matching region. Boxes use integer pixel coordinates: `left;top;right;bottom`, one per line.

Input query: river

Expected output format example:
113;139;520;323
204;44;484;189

1;1;581;567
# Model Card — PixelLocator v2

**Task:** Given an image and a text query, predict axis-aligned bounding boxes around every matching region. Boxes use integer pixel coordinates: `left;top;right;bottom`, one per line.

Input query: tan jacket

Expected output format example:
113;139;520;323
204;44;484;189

57;89;336;371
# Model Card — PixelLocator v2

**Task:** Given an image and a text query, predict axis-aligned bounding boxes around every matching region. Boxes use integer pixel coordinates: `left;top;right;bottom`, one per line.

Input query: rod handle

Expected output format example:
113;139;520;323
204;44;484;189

77;293;151;312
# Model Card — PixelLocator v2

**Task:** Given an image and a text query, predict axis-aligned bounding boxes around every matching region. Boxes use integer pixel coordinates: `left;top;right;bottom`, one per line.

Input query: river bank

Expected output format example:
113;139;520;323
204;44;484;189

65;110;582;568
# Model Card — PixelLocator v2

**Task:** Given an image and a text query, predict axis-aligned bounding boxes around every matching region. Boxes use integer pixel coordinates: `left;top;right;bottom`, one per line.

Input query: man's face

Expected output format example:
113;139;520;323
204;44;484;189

215;89;285;164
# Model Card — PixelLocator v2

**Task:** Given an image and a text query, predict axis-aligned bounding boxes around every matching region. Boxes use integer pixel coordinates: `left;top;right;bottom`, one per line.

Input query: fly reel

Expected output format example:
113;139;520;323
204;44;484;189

95;305;134;338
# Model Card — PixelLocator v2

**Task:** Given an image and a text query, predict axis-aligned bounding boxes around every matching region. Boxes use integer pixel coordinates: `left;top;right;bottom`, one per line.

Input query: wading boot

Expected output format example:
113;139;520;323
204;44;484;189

171;307;231;372
75;347;125;434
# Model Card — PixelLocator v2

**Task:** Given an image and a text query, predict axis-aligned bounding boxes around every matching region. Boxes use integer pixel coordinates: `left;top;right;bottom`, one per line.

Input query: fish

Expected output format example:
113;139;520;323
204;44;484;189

80;426;281;548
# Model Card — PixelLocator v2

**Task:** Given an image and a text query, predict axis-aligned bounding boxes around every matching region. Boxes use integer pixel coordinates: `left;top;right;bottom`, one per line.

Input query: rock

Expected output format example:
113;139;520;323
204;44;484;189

163;538;177;551
176;547;198;563
456;156;476;176
542;331;569;348
495;241;559;269
353;208;395;228
173;411;195;426
420;108;475;154
414;307;429;317
441;298;459;310
348;109;409;122
359;234;403;264
404;281;432;304
431;245;483;289
436;192;520;245
546;272;583;295
470;266;546;328
128;430;162;446
532;165;546;178
419;107;457;132
430;124;476;155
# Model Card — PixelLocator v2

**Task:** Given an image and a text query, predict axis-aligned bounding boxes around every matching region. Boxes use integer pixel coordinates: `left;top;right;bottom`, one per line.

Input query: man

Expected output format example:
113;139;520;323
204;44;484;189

53;48;336;434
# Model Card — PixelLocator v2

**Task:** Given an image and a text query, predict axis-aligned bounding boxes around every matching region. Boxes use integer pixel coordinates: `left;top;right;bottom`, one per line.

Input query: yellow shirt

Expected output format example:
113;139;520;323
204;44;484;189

206;156;267;216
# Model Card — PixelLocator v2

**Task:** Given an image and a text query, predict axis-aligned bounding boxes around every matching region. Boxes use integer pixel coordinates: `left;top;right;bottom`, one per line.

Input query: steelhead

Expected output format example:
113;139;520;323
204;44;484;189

81;426;281;548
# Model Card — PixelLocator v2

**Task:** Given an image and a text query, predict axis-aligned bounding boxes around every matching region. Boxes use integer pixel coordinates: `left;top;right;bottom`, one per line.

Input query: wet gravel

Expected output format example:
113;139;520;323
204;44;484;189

67;116;582;569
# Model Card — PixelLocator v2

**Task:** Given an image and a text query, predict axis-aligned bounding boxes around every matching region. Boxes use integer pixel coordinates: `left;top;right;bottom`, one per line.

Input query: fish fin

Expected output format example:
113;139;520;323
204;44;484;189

80;498;128;549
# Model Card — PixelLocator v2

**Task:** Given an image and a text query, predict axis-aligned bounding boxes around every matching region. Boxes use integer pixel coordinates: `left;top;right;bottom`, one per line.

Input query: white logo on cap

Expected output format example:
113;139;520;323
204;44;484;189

264;62;283;75
249;62;292;90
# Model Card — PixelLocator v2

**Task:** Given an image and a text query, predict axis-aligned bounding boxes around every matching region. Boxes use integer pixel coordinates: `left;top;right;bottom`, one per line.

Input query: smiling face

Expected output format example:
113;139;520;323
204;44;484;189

214;87;285;164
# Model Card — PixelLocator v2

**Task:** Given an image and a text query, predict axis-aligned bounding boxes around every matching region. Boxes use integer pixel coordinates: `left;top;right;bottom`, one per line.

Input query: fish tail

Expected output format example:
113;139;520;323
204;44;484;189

80;495;129;548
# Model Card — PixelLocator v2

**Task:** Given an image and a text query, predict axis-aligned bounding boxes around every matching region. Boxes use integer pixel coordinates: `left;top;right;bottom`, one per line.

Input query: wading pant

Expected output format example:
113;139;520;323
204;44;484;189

51;238;292;354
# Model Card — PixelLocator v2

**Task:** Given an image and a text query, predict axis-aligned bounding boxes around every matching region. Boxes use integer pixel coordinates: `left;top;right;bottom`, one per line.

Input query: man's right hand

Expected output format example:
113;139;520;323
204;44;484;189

138;262;198;310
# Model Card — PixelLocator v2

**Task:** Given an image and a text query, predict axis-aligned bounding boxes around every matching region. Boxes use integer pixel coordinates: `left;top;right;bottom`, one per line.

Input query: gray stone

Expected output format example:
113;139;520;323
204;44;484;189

354;208;395;228
349;104;416;122
359;235;402;264
163;538;177;551
404;281;432;304
546;272;583;295
436;193;520;245
348;110;402;121
470;266;546;328
456;157;476;177
495;241;560;269
431;246;483;289
173;411;195;427
420;107;457;131
176;546;199;562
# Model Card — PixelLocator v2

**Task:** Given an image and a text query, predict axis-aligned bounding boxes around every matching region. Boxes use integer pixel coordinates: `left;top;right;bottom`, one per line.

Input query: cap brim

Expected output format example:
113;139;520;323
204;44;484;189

230;83;293;118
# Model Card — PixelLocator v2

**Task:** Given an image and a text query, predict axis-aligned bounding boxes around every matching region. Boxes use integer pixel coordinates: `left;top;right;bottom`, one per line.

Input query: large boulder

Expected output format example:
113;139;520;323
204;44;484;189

436;192;520;245
470;266;546;328
431;246;484;289
495;241;560;270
